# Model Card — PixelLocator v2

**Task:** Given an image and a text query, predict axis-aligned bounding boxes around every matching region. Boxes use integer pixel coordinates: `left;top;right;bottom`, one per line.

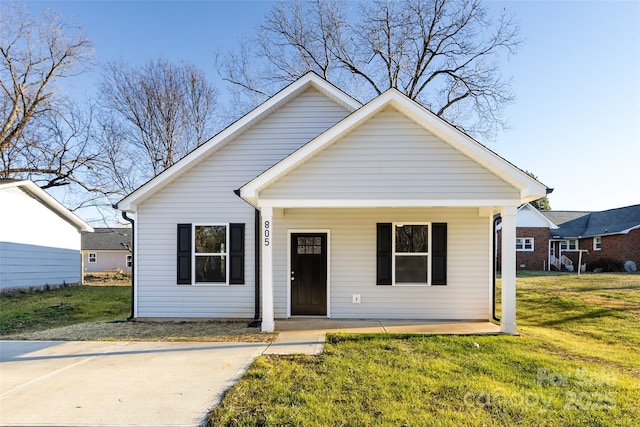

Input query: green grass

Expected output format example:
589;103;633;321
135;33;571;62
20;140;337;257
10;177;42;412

0;285;130;335
209;273;640;426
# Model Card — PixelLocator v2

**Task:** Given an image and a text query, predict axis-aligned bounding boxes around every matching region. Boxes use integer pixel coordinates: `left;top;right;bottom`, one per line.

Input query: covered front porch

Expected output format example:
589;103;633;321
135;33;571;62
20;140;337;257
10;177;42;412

256;205;520;335
238;89;546;336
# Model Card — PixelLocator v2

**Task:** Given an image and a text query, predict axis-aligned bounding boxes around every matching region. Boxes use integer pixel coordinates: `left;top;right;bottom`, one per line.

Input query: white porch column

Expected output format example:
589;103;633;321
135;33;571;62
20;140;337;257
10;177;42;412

500;206;518;334
261;207;275;332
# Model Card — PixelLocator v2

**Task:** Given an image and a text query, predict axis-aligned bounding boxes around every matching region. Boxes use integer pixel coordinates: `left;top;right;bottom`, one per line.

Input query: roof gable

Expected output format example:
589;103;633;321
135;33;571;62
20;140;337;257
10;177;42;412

516;203;559;229
0;180;93;232
259;106;519;203
241;89;549;207
117;72;361;212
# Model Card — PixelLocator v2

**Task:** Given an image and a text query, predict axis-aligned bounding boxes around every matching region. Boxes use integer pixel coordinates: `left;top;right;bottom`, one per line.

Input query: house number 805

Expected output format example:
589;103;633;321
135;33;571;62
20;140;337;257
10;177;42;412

264;220;270;246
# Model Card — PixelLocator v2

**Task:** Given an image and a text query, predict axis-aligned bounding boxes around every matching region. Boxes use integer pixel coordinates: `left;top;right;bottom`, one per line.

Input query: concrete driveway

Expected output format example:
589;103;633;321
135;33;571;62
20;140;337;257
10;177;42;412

0;340;268;427
0;320;500;426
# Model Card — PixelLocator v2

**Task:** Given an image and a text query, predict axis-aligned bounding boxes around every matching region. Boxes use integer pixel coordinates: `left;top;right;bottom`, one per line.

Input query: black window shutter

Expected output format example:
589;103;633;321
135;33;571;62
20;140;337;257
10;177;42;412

229;223;245;284
376;223;392;285
177;224;192;285
432;223;447;285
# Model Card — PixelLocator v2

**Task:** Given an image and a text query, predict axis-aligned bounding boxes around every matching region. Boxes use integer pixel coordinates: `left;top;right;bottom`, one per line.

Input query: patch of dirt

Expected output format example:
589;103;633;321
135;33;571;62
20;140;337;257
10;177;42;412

83;272;131;286
1;320;275;343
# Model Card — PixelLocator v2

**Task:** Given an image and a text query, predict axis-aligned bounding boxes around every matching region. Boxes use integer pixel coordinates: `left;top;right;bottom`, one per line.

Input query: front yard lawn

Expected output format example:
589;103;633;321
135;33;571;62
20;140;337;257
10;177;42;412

209;273;640;426
0;285;130;335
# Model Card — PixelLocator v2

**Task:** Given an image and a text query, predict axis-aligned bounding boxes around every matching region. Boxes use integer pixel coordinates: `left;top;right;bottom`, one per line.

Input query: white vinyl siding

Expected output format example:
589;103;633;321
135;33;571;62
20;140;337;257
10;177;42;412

271;207;491;320
82;251;131;273
1;242;81;290
261;107;518;201
0;186;83;290
134;88;351;318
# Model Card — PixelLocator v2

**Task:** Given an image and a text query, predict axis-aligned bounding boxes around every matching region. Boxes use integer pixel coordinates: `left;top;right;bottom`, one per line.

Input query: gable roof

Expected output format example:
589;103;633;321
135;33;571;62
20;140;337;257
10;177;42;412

241;88;549;207
117;72;361;212
82;228;131;251
517;203;559;229
0;180;93;233
543;204;640;239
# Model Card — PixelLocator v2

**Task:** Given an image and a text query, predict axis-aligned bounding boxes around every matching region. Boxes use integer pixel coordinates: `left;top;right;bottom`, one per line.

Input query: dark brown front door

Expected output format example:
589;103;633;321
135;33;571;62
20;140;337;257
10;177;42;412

291;233;327;315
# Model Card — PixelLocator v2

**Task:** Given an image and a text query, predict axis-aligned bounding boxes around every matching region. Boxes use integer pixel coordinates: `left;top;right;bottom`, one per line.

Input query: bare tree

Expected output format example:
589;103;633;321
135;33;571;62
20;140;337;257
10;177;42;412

217;0;521;139
0;2;96;188
98;58;219;193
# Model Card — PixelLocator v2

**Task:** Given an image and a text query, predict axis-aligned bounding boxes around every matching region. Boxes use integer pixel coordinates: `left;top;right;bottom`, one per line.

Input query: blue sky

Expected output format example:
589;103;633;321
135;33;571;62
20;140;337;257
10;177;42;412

29;0;640;213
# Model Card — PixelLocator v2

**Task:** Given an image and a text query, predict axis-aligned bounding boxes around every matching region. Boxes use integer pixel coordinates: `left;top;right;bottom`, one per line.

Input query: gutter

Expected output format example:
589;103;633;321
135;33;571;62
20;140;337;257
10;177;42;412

233;189;261;325
252;208;261;324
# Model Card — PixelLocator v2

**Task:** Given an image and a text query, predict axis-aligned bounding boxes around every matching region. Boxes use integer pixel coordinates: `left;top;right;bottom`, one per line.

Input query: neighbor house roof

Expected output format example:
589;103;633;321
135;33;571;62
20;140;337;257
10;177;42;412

117;72;361;212
541;204;640;239
0;179;93;233
240;88;550;208
82;228;132;251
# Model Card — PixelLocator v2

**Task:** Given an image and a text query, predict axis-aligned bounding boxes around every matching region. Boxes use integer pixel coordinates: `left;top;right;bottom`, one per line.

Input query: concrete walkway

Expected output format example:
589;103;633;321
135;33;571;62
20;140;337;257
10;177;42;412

265;319;501;355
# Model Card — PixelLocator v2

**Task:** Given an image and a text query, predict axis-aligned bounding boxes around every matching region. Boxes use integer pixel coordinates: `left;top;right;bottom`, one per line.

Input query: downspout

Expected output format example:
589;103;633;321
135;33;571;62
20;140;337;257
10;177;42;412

119;208;135;321
253;208;261;324
233;189;261;326
492;214;501;322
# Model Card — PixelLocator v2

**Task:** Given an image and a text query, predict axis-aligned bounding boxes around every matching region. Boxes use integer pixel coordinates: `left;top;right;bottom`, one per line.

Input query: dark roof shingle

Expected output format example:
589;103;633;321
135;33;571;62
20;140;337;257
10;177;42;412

82;228;132;251
540;204;640;238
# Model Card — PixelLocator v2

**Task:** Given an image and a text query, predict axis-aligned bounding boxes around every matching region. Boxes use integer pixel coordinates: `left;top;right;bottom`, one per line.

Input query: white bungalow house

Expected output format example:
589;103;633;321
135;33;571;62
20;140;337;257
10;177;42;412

117;73;549;333
0;180;93;292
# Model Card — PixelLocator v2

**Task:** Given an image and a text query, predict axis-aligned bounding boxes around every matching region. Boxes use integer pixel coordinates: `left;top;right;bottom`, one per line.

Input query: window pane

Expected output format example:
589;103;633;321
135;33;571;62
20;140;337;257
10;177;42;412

395;256;428;283
195;226;226;253
297;236;322;255
195;255;226;282
396;225;428;253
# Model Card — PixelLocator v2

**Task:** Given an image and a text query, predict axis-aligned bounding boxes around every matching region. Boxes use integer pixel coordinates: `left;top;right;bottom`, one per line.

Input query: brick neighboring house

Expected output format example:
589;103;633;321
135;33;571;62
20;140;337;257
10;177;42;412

81;228;132;273
498;203;640;272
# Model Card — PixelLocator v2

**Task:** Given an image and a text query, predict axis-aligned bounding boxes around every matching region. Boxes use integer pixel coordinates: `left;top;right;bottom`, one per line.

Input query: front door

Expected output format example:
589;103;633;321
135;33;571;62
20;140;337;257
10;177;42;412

291;233;327;316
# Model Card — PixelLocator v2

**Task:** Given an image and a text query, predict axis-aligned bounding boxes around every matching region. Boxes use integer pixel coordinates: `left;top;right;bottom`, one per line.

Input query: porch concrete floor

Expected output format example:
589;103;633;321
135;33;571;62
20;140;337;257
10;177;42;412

264;319;501;355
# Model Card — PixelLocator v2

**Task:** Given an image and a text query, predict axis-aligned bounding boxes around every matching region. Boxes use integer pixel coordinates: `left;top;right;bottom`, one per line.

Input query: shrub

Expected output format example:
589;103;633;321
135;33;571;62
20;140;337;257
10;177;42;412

589;257;623;272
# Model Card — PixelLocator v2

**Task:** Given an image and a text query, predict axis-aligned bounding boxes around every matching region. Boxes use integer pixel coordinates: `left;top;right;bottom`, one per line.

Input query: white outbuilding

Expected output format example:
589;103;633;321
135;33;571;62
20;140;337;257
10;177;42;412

0;180;93;292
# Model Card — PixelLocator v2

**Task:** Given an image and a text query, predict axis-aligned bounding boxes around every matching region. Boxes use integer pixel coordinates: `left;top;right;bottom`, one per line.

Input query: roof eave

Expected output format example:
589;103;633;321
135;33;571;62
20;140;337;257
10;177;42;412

1;180;93;233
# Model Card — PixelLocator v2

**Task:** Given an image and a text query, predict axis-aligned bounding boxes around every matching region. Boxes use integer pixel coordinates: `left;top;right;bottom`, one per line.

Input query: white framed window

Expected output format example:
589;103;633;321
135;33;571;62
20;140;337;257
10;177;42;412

126;255;132;268
593;236;602;251
193;224;228;284
560;240;578;251
88;252;97;263
516;237;534;252
393;223;430;285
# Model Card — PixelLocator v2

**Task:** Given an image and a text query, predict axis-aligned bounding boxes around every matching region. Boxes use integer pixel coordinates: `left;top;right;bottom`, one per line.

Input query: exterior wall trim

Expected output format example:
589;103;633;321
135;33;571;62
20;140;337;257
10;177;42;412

257;199;522;208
